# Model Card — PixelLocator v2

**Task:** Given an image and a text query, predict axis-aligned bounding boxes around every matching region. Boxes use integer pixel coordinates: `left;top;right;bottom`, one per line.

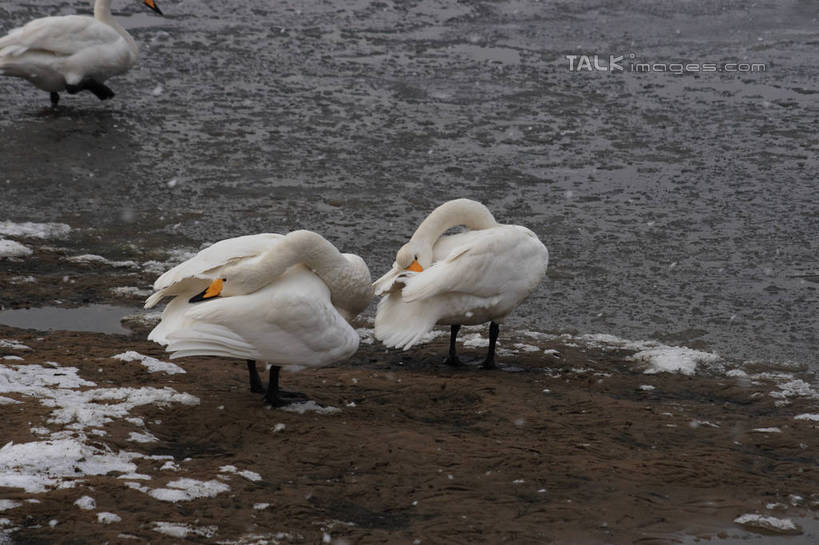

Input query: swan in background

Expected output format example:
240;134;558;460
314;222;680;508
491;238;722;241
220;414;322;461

0;0;162;106
145;230;373;407
374;198;548;368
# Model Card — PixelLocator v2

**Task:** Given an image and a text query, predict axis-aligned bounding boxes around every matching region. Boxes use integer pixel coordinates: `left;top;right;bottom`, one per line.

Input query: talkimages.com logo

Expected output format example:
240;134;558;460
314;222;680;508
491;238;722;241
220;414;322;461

566;54;767;74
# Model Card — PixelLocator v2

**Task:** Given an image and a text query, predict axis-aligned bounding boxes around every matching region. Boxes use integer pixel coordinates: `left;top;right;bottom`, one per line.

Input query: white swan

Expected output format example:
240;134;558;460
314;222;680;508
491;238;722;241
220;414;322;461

373;198;548;368
145;230;373;406
0;0;162;106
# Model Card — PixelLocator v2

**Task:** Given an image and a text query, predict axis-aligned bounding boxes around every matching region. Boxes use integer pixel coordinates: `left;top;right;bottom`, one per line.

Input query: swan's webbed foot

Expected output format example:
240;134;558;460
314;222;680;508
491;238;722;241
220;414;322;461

263;388;309;407
50;92;60;107
480;356;497;370
246;360;265;393
64;79;115;100
85;79;115;101
261;365;309;407
444;355;463;367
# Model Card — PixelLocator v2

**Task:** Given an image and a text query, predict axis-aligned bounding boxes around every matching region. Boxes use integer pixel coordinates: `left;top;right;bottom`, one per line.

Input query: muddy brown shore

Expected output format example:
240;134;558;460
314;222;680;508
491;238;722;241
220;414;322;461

1;301;817;545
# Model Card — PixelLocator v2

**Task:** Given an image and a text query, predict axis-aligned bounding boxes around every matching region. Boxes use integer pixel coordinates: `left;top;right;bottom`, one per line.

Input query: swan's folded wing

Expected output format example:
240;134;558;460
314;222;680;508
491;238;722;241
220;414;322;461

0;16;121;58
167;282;359;368
399;239;503;303
145;234;283;308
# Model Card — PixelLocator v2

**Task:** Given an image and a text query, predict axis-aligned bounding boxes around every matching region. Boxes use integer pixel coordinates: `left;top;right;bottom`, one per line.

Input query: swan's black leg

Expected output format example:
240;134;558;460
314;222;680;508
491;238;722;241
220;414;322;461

481;321;500;369
247;360;265;393
444;324;462;366
263;366;308;406
50;92;60;106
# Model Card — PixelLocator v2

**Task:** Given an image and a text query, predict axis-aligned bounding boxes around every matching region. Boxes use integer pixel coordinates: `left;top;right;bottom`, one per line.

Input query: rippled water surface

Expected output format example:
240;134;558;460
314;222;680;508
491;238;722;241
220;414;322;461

1;0;817;367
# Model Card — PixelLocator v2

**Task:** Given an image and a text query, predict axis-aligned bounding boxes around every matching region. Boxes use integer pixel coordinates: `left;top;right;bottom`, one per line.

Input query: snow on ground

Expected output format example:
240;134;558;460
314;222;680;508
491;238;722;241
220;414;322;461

65;254;138;268
0;221;71;239
0;439;139;493
733;514;801;534
112;351;186;375
794;413;819;421
0;340;30;351
110;286;154;298
630;346;720;376
147;478;231;502
281;401;341;415
0;350;204;507
0;240;32;258
97;512;121;524
219;465;262;482
153;521;218;538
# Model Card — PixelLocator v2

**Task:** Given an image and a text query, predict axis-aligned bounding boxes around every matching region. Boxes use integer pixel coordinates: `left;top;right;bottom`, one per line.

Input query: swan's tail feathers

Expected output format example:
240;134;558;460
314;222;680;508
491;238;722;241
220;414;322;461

164;323;260;362
374;293;438;350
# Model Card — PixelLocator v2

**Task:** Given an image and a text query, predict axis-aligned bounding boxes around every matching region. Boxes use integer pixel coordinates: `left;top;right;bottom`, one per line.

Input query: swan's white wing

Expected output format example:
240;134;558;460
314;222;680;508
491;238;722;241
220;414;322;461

0;16;121;58
145;233;283;308
160;268;359;369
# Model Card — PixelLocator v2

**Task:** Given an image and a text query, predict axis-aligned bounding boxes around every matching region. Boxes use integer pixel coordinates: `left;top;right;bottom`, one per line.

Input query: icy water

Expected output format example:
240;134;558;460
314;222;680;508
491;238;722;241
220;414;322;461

0;305;133;335
0;0;817;368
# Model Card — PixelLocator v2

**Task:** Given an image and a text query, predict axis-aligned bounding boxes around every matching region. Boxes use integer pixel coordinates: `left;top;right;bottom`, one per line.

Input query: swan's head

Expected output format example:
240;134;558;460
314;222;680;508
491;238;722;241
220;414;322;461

144;0;163;15
395;241;432;272
188;261;271;303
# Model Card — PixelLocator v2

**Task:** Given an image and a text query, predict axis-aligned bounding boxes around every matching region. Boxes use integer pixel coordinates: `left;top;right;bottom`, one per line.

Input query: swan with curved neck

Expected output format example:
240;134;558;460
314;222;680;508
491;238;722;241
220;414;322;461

145;230;373;407
0;0;162;106
374;198;548;368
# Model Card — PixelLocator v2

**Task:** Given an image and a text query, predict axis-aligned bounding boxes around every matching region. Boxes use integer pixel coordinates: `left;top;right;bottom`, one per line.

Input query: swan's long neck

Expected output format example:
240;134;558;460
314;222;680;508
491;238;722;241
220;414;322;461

248;231;371;315
94;0;138;54
411;198;498;245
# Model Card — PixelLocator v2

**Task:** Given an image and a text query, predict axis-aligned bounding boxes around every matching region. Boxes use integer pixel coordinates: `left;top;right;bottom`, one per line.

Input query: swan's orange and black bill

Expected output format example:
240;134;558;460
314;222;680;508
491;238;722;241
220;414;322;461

144;0;163;15
406;259;423;272
189;278;224;303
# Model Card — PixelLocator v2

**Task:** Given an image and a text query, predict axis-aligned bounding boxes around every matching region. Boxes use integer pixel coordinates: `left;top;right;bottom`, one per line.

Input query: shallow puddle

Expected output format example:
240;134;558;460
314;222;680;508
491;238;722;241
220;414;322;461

0;304;135;335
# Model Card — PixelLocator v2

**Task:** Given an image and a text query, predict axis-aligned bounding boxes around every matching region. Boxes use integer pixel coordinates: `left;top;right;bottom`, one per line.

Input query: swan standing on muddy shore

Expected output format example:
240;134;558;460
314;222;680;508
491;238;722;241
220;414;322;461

145;230;373;407
0;0;163;106
374;198;548;368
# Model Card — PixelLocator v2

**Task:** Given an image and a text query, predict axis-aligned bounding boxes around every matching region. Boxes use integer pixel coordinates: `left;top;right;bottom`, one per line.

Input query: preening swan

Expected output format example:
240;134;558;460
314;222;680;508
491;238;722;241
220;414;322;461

0;0;162;106
145;230;373;406
373;198;548;368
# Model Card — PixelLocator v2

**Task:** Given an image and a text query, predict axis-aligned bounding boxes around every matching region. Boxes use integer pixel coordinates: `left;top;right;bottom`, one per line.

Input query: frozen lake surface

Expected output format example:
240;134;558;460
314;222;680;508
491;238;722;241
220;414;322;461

0;0;816;368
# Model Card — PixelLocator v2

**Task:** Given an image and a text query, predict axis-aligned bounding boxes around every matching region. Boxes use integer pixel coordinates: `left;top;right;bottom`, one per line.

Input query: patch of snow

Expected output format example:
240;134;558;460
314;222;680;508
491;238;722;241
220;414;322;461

97;512;121;524
148;478;230;502
0;501;21;512
160;461;180;471
734;514;801;535
461;333;489;348
689;420;720;429
110;286;153;298
2;356;23;361
752;427;782;433
0;340;31;351
66;254;137;268
253;503;271;510
73;496;96;510
0;240;32;258
0;397;20;405
794;413;819;421
219;465;262;482
0;439;139;493
112;351;186;375
153;521;217;538
769;380;819;403
630;346;719;376
639;385;656;391
0;221;70;239
281;401;341;415
512;343;540;353
128;431;158;444
273;423;286;433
